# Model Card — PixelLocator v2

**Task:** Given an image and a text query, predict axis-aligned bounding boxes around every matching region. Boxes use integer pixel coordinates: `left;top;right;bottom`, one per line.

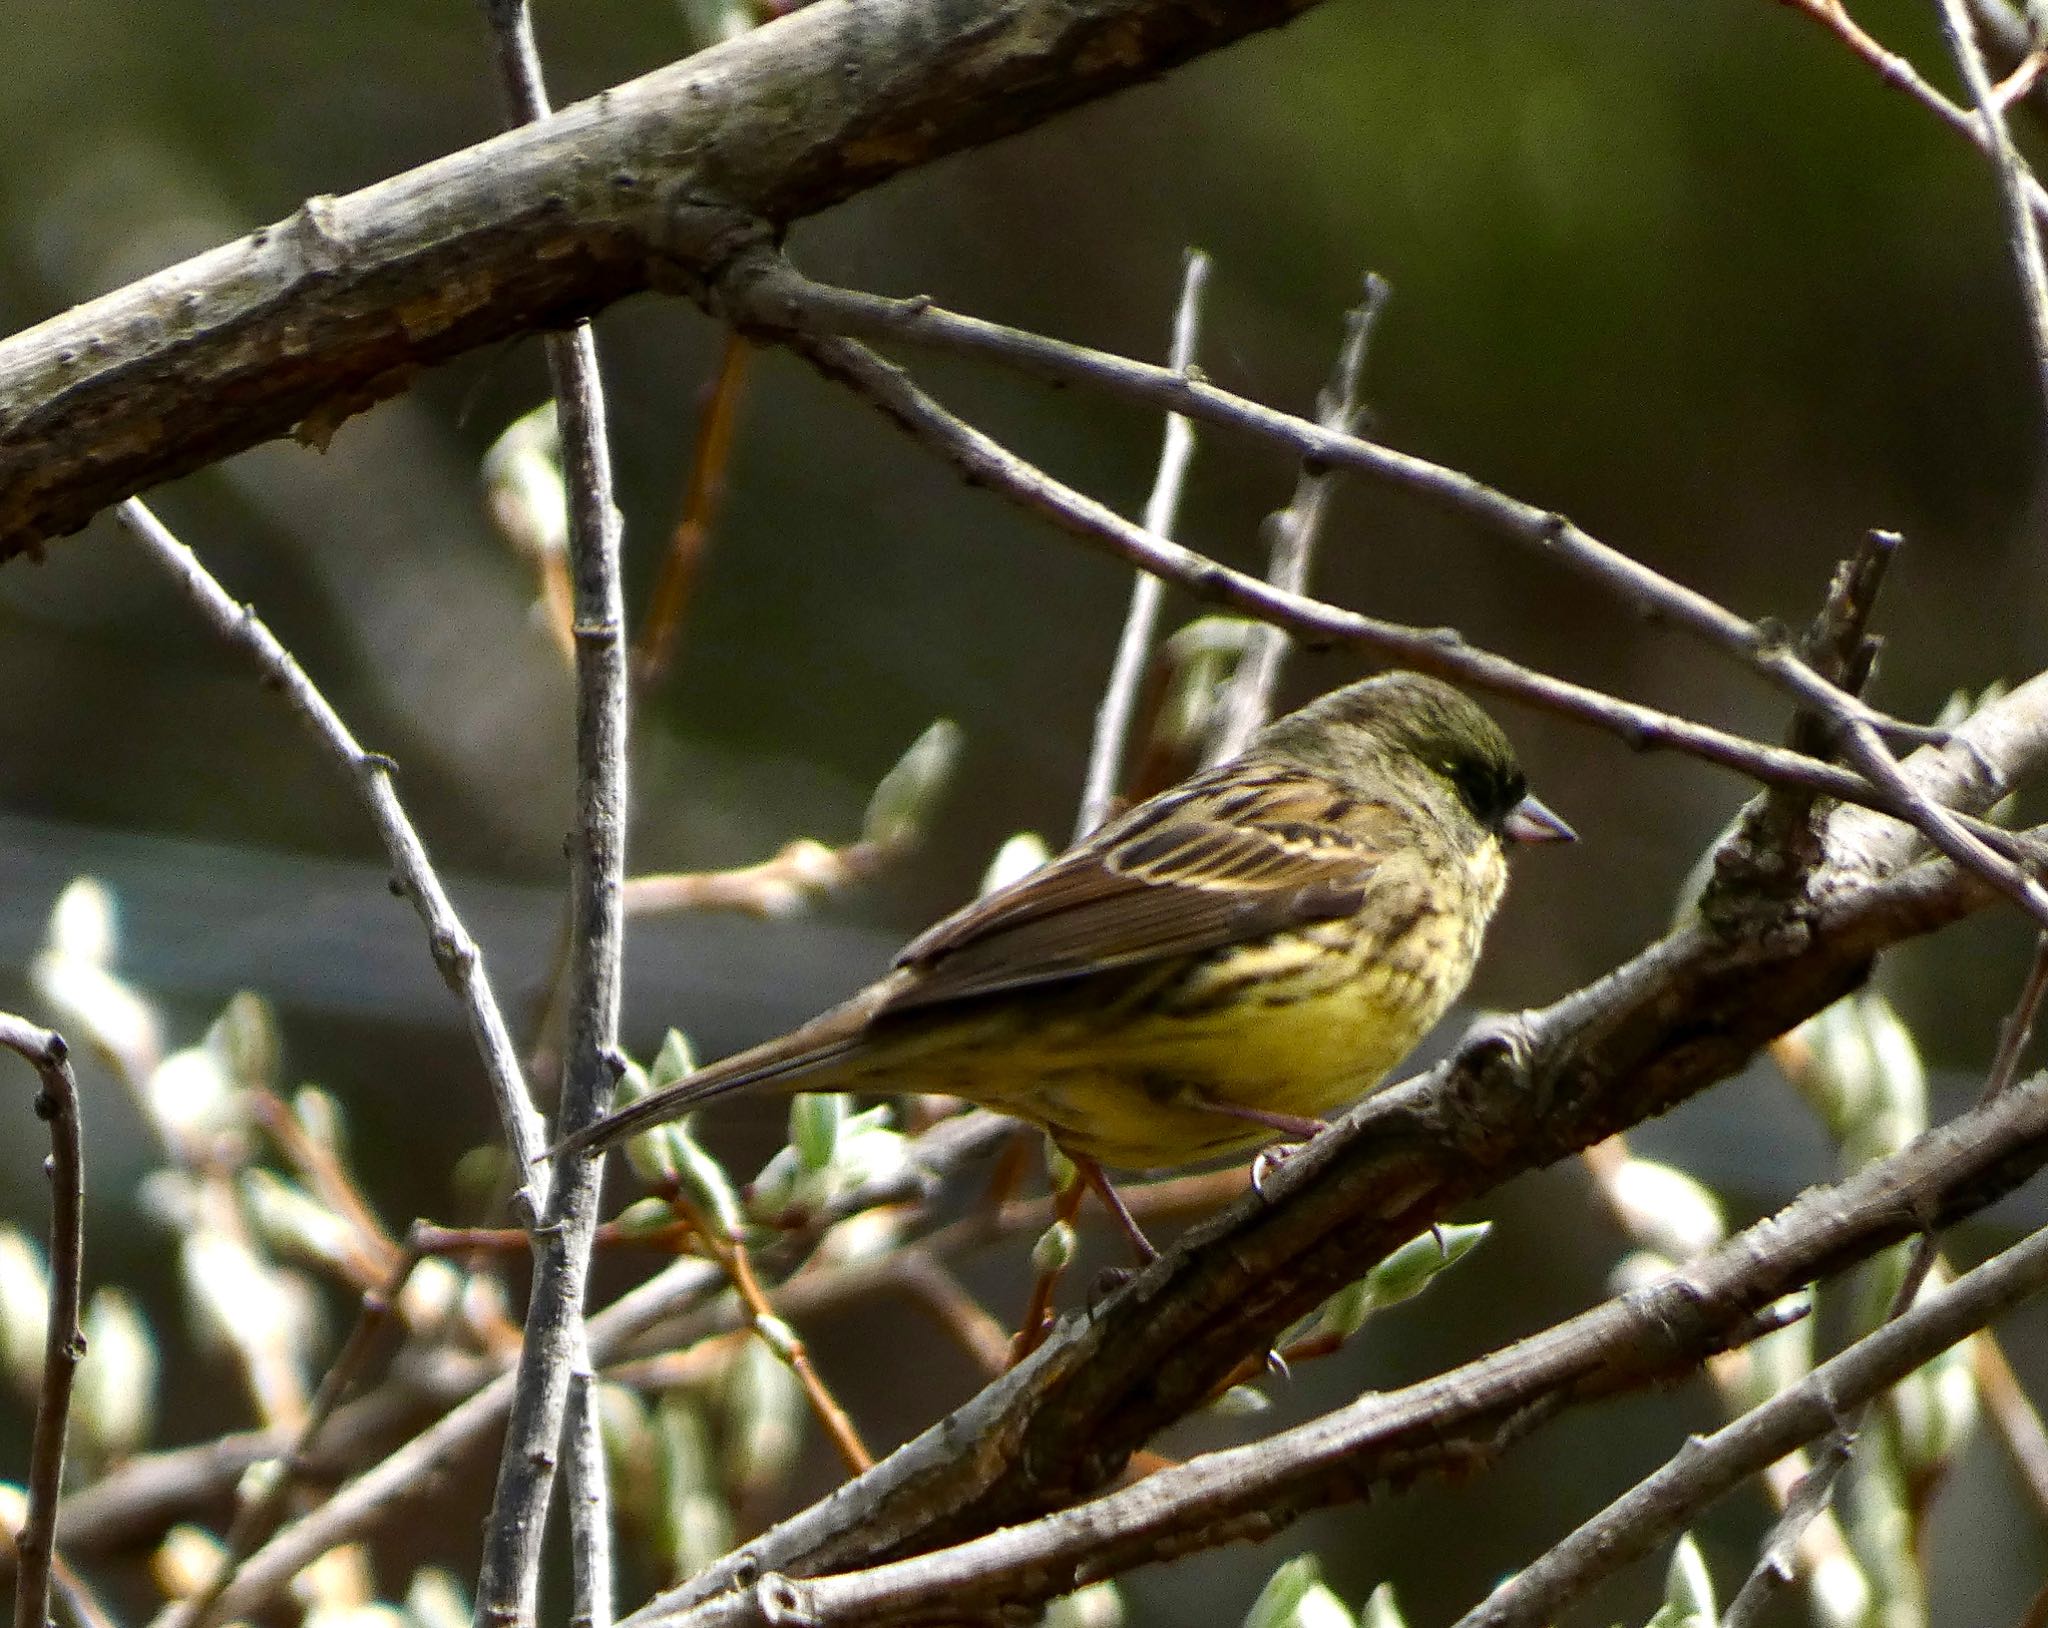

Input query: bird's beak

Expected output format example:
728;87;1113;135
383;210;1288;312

1503;794;1576;845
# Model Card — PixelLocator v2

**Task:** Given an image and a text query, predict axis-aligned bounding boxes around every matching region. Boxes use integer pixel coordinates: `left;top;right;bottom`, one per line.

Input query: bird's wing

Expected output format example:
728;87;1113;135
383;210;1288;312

555;771;1409;1159
882;768;1405;1013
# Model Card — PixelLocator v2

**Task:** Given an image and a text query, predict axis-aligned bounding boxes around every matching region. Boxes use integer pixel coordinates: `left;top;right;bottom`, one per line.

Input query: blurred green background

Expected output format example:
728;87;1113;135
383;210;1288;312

4;0;2048;1622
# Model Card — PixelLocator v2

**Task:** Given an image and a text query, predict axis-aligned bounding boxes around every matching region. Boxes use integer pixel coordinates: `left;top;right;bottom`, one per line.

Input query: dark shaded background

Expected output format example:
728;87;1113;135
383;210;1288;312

4;0;2047;1622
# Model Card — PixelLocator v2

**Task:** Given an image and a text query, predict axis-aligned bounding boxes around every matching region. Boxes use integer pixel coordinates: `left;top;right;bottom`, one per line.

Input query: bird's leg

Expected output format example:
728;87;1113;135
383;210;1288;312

1187;1095;1330;1198
1070;1152;1160;1267
1193;1096;1329;1142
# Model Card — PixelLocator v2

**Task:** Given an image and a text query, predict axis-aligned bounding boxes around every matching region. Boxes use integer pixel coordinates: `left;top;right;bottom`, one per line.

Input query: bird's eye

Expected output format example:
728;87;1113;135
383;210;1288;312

1444;759;1523;826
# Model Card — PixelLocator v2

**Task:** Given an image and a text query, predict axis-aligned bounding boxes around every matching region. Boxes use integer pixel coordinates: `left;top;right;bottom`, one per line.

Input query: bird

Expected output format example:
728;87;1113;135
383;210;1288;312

560;671;1573;1259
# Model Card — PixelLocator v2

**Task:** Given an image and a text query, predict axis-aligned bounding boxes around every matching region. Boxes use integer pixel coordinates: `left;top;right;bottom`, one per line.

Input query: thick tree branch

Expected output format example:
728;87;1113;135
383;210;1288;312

1458;1213;2048;1628
619;674;2048;1614
635;1069;2048;1627
0;0;1321;554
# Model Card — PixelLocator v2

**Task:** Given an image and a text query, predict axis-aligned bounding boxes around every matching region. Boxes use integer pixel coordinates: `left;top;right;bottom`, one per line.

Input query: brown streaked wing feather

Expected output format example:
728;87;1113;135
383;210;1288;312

880;769;1405;1014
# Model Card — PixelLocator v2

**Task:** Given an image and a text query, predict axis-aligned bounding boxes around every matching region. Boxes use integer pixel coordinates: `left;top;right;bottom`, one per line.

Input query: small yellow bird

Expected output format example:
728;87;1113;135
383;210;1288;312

563;672;1571;1256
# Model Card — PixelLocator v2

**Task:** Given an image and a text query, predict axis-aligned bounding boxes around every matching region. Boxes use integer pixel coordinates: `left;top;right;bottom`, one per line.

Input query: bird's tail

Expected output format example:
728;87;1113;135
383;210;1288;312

550;1017;865;1164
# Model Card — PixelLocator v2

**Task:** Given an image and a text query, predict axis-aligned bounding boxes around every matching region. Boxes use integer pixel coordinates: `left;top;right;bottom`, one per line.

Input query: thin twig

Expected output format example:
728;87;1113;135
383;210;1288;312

886;1251;1013;1379
1932;0;2048;416
1723;932;2048;1626
565;1369;615;1628
200;1252;724;1625
635;1076;2048;1628
1774;1;2048;222
0;1017;84;1628
1075;247;1211;839
1840;717;2048;928
0;1529;112;1628
168;1243;425;1628
1726;530;1897;900
114;498;552;1219
725;254;1944;750
1721;1429;1858;1628
622;839;896;918
1457;1219;2048;1628
245;1090;404;1285
669;1195;874;1476
1207;271;1389;764
474;6;626;1626
768;317;2048;888
637;332;752;691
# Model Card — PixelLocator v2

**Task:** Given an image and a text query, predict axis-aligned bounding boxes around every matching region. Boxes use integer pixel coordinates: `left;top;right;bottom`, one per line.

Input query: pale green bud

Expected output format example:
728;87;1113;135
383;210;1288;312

1607;1159;1725;1261
402;1568;472;1628
790;1091;845;1172
1205;1383;1272;1418
1032;1220;1078;1275
655;1394;734;1578
242;1169;355;1271
1043;1581;1126;1628
672;1123;745;1239
725;1332;805;1494
0;1230;49;1394
210;992;279;1091
396;1258;465;1333
613;1196;680;1236
1242;1555;1355;1628
1360;1584;1407;1628
74;1287;157;1461
595;1383;659;1531
982;832;1052;897
863;719;962;850
1888;1315;1978;1476
650;1028;697;1093
47;876;117;965
32;878;159;1076
292;1085;347;1155
1359;1222;1490;1314
155;1524;227;1600
145;1043;242;1146
480;403;567;564
1642;1532;1717;1628
1154;618;1255;760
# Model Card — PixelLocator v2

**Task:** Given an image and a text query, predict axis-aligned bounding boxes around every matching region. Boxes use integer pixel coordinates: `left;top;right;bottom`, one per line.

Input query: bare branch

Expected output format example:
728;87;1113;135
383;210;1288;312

637;333;752;691
723;255;1942;749
0;1017;84;1628
0;0;1328;553
473;6;627;1624
635;1069;2048;1628
565;1369;615;1628
1075;247;1211;839
1933;0;2048;416
1458;1215;2048;1628
1207;271;1389;763
200;1255;724;1625
114;499;553;1216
